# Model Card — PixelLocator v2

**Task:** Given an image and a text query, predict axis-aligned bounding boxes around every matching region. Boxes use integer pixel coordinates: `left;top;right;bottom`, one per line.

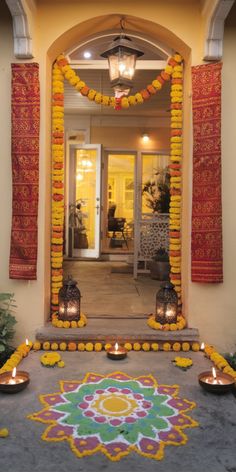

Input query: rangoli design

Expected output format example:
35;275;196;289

28;372;198;461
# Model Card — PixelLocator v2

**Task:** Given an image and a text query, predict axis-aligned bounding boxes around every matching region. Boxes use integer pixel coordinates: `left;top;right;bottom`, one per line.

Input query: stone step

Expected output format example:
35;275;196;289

36;317;199;344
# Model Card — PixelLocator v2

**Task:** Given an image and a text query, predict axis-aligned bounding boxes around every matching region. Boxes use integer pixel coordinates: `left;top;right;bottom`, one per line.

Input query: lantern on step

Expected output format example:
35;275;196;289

58;276;81;321
100;18;143;96
155;282;178;324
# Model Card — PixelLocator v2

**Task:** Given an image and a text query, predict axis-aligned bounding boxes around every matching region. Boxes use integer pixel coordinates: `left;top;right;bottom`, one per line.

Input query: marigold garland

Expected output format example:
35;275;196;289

0;341;32;374
147;314;186;331
204;344;236;380
55;53;183;110
51;312;88;328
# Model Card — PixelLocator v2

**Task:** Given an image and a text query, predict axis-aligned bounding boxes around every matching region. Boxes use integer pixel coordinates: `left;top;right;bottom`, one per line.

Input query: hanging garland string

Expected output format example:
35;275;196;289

55;53;183;109
50;53;183;316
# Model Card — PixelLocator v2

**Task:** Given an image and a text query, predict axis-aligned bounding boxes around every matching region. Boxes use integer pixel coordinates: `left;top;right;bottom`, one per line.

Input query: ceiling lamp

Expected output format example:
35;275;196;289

100;18;144;96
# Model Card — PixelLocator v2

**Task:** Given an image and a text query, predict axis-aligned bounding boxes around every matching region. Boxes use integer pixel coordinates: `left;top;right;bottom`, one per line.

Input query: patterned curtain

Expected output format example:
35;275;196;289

191;62;223;283
9;63;40;280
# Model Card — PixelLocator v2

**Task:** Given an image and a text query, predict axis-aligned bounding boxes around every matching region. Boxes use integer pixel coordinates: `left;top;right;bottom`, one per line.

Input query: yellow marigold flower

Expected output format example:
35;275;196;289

78;343;85;351
174;356;192;368
70;320;77;328
75;81;85;91
128;95;136;105
51;342;59;351
121;97;129;108
152;79;162;90
94;93;102;104
0;429;9;438
59;342;67;351
33;341;41;351
58;361;65;368
151;343;159;351
182;342;190;352
124;343;132;351
85;343;93;352
104;343;112;351
133;343;141;351
170;323;177;331
94;343;103;352
142;343;150;351
63;321;70;329
69;76;79;86
191;342;200;352
77;319;85;328
43;342;50;351
56;320;63;328
135;92;143;103
52;318;58;327
163;343;171;351
173;342;181;352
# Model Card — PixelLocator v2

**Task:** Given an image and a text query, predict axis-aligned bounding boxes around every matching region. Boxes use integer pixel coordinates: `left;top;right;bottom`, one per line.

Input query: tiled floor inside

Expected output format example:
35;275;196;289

63;260;161;318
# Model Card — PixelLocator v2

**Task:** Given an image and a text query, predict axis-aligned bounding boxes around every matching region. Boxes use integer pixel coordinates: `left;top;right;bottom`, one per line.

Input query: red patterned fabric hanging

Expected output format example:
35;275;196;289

9;63;40;280
191;62;223;283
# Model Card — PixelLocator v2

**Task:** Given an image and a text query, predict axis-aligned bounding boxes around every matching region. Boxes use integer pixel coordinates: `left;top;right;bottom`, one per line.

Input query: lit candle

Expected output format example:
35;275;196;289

107;342;127;360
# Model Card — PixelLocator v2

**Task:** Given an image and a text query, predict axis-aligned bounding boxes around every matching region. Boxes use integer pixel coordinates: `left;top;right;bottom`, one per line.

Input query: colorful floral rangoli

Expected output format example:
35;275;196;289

28;372;198;461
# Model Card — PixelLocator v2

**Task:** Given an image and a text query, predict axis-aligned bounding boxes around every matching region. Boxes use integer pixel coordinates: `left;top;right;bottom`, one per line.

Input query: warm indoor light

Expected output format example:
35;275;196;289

76;173;83;181
83;51;91;59
142;133;150;143
100;18;143;95
58;276;81;321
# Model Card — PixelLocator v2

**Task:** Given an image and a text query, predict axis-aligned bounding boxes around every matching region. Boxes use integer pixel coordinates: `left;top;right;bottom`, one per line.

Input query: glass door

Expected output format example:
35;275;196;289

68;144;101;258
102;152;136;253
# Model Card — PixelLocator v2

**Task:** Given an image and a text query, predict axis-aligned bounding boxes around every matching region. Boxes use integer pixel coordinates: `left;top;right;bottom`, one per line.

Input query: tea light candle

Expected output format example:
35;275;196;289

0;368;30;393
198;367;234;394
107;342;127;360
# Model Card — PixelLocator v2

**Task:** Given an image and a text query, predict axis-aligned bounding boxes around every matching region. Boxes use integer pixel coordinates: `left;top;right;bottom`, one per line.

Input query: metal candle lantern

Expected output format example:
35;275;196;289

155;282;178;324
101;18;143;95
58;276;81;321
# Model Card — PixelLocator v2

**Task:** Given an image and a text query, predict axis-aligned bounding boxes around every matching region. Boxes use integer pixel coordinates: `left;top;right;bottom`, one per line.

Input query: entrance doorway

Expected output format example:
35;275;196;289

67;144;101;258
102;151;136;254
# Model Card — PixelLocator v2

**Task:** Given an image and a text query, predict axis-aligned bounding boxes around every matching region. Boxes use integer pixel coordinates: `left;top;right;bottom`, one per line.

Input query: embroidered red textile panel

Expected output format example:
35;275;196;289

191;62;223;283
9;63;40;280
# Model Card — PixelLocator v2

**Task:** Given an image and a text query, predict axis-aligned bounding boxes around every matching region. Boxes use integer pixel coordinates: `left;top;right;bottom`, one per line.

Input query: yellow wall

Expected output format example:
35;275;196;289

1;0;236;349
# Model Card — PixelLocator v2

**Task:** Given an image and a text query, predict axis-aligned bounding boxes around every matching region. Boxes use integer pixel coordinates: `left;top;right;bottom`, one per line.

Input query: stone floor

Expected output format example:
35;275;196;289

63;260;160;317
0;350;235;472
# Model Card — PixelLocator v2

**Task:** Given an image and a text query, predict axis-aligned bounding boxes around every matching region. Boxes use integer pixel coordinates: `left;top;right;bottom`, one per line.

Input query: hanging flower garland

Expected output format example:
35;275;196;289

55;53;183;109
169;60;183;308
51;62;65;315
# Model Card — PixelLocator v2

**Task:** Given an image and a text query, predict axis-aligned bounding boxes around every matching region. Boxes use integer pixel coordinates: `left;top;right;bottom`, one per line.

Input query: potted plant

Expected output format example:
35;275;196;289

142;167;170;214
149;248;170;280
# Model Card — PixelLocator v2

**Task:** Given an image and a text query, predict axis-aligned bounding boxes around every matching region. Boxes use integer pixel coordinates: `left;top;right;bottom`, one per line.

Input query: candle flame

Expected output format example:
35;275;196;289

212;367;217;379
12;367;16;379
201;342;205;350
25;338;29;346
114;342;119;351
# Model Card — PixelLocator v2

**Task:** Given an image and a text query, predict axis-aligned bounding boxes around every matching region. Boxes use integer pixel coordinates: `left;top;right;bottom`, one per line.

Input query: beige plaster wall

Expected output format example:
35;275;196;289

188;8;236;351
0;2;49;344
90;127;170;150
1;0;235;350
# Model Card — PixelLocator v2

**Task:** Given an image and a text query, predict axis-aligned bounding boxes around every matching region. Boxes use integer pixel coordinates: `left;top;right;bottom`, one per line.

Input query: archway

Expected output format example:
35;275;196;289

48;15;190;323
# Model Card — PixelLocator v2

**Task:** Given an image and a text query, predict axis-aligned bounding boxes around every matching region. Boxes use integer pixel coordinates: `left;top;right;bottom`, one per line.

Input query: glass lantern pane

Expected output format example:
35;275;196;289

108;55;119;81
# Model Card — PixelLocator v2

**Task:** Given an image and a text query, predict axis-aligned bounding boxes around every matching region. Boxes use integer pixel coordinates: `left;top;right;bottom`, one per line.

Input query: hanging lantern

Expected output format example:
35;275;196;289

58;276;81;321
100;19;143;96
155;282;178;324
